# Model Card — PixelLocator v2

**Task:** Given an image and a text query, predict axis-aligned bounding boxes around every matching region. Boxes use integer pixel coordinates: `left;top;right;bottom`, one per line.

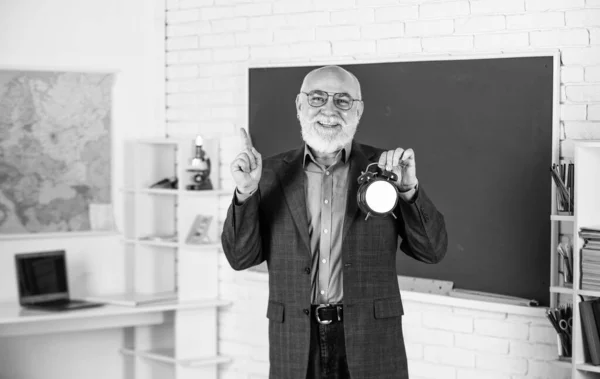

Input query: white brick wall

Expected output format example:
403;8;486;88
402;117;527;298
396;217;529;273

164;0;599;377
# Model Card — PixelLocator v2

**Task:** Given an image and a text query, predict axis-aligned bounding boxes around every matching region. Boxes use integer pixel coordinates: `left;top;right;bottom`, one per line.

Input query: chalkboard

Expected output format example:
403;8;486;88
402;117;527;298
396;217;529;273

248;56;554;306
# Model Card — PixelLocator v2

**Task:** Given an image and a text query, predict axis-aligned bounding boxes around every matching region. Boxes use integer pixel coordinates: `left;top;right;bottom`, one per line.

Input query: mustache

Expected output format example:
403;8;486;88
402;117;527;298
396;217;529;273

309;115;345;126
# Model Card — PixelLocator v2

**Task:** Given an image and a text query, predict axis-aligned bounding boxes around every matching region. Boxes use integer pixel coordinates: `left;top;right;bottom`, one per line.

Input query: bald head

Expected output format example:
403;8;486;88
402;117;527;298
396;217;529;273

300;65;362;100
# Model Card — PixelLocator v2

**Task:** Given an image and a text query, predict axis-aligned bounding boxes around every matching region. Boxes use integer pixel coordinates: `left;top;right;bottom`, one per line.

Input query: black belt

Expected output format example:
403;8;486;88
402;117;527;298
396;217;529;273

311;304;343;324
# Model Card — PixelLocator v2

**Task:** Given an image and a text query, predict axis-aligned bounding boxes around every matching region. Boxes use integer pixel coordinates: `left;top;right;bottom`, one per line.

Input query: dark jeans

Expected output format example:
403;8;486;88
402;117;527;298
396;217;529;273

306;316;351;379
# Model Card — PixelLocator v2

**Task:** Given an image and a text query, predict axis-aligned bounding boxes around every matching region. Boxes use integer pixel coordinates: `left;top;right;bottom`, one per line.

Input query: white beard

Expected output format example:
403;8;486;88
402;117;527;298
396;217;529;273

299;114;358;154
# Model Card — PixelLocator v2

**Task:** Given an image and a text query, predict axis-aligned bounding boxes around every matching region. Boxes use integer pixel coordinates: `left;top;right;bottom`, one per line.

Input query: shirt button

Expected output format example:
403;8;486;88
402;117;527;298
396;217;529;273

303;309;309;315
323;229;328;234
322;259;327;263
320;290;325;295
325;171;330;176
305;267;311;274
324;199;329;204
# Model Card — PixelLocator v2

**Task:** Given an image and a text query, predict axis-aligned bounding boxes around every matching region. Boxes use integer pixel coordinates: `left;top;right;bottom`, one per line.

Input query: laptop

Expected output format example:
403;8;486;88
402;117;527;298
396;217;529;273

15;250;104;311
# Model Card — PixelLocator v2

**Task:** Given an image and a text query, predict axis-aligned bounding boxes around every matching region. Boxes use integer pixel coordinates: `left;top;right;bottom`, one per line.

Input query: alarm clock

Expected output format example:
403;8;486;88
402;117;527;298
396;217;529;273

357;162;399;220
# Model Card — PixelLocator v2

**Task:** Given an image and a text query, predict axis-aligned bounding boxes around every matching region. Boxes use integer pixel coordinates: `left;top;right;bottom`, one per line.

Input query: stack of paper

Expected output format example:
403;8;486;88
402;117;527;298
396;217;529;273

580;227;600;291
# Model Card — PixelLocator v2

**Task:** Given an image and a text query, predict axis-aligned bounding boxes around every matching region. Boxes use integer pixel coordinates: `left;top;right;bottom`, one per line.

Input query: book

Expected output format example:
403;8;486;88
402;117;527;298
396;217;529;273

579;300;600;365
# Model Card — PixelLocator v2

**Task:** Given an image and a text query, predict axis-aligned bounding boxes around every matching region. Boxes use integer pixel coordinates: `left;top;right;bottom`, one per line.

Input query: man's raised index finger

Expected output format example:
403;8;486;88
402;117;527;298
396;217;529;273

240;128;253;149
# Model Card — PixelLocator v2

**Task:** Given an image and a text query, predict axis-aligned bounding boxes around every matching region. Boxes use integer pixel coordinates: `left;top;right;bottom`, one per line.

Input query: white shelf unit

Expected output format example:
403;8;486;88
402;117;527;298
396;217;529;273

120;136;228;379
549;141;600;379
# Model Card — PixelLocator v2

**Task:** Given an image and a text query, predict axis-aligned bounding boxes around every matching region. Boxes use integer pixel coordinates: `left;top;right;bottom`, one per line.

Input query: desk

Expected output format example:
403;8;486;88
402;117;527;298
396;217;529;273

0;299;229;337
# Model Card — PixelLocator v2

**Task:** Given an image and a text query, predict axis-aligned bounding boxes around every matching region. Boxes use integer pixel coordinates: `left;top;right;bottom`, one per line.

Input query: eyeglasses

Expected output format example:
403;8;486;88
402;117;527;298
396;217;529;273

300;90;362;111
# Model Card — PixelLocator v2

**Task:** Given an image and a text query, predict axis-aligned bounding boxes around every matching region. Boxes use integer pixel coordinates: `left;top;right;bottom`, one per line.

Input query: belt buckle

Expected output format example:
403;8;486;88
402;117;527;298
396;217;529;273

315;304;332;325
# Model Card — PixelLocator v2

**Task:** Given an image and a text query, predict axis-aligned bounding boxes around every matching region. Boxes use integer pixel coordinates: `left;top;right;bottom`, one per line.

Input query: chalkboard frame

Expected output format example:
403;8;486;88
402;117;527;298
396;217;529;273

244;51;561;307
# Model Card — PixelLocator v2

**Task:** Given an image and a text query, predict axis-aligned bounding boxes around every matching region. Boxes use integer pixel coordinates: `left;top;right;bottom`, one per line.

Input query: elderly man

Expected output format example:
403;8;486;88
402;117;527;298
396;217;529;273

222;65;448;379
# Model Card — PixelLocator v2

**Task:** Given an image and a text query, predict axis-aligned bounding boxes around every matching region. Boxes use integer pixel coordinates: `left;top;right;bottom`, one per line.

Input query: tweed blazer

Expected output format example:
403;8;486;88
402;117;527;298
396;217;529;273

221;141;448;379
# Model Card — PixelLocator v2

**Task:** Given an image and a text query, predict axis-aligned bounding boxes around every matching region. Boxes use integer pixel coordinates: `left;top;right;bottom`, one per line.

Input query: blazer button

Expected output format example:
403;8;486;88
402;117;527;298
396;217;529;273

303;309;310;315
304;267;311;274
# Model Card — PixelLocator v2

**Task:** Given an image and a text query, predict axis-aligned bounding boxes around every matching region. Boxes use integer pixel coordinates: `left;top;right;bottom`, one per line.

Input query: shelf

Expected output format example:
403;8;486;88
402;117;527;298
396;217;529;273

578;289;600;297
181;243;221;250
137;239;179;248
179;189;231;197
551;214;575;222
121;188;231;197
120;348;232;367
576;363;600;373
550;286;574;294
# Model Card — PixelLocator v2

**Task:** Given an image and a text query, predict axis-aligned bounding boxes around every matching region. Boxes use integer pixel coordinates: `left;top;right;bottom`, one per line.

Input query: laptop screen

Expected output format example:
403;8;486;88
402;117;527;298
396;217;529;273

15;250;69;304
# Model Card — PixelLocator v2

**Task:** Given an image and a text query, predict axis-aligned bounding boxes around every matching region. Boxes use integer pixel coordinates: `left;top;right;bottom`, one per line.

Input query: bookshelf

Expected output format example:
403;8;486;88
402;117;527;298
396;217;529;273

550;140;600;379
115;136;230;379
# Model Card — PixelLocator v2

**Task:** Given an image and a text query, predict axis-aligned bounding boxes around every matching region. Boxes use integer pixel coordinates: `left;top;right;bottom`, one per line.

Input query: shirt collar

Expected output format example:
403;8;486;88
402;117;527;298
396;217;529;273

303;141;353;167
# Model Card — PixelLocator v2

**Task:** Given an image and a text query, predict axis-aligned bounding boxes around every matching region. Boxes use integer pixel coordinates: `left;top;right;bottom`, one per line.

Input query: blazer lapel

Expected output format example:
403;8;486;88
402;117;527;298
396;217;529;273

279;146;311;253
342;142;375;241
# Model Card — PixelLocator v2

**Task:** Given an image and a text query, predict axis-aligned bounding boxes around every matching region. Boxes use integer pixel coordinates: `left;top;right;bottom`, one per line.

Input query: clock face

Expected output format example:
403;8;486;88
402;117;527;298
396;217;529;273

365;180;398;213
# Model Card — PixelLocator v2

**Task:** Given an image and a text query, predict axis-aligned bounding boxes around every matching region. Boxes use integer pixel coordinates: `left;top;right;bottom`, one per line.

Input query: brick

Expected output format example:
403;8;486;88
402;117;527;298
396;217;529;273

274;29;315;43
358;0;399;5
167;21;211;37
234;3;271;17
566;84;600;101
560;66;584;83
408;361;456;379
213;76;244;90
453;308;507;320
361;23;404;39
588;105;600;120
474;32;529;49
250;45;292;60
330;9;375;25
564;121;600;139
592;28;600;44
166;65;198;79
424;346;475;367
457;369;511;379
201;6;233;20
248;15;287;30
167;9;202;24
505;314;551;326
563;47;600;65
509;341;557;359
527;360;571;379
455;334;510;354
166;78;212;93
235;30;272;46
197;62;244;77
374;5;419;21
455;16;506;34
315;0;353;11
165;108;210;120
316;25;361;41
406;344;423;360
166;36;199;50
527;0;585;10
214;47;249;61
420;1;469;19
178;0;214;8
561;104;587;120
475;354;527;374
332;40;376;56
167;50;212;64
403;327;454;346
471;0;525;15
587;0;600;5
566;9;600;27
377;37;422;54
200;33;235;47
288;41;332;58
287;12;331;27
531;29;589;47
272;1;314;14
422;309;473;333
507;12;565;30
405;20;454;36
166;0;179;10
474;319;529;339
211;18;248;33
